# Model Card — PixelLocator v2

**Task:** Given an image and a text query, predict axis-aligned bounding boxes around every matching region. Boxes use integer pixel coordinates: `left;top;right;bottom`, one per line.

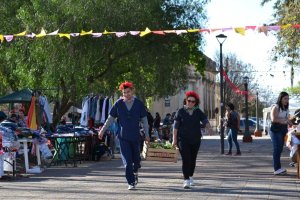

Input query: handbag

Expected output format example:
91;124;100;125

270;122;287;133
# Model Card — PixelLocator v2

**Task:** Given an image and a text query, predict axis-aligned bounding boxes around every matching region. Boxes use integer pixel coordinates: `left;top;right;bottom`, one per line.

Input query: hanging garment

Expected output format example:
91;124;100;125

39;95;53;123
80;98;90;126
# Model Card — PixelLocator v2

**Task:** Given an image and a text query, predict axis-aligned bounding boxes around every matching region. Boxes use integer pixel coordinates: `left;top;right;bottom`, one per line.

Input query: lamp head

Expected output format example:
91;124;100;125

243;76;249;84
216;34;227;44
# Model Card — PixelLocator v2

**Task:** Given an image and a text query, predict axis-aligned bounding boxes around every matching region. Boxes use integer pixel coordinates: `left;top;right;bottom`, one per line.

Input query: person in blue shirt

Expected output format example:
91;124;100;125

98;81;150;190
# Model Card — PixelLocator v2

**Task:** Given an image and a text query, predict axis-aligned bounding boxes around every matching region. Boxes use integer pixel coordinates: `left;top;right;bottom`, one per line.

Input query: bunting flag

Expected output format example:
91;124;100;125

36;28;47;38
26;96;38;130
0;24;299;43
223;71;254;100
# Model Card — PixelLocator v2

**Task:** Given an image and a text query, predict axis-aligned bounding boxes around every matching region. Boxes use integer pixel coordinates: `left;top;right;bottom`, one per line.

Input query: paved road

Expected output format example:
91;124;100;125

1;135;300;200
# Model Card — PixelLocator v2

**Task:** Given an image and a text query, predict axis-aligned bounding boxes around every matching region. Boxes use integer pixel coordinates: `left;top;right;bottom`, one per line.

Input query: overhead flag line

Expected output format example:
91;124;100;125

0;24;299;43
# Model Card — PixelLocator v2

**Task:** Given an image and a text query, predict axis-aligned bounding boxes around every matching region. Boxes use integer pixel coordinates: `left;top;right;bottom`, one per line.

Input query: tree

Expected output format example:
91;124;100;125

261;0;300;74
0;0;209;127
215;53;274;118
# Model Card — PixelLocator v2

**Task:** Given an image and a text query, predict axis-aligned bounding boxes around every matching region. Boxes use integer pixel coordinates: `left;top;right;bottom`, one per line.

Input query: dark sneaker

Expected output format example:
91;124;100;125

234;152;241;156
225;152;232;156
289;162;296;167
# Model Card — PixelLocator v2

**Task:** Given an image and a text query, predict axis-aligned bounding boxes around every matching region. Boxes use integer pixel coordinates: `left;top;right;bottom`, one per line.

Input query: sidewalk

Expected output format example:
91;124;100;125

1;135;300;200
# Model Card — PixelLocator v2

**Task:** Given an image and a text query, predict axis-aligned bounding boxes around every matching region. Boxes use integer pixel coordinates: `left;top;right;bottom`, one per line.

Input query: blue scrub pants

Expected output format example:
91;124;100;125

119;138;141;185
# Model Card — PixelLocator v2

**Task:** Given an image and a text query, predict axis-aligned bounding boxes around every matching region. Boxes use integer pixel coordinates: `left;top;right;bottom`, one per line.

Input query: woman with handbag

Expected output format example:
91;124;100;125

270;91;293;175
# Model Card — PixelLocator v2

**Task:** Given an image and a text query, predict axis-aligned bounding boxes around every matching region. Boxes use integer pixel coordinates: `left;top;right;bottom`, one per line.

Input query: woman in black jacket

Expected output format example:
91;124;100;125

172;91;212;189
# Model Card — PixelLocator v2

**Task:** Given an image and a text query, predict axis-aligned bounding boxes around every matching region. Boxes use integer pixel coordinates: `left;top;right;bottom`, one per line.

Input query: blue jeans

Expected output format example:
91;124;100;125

269;129;286;171
227;128;240;153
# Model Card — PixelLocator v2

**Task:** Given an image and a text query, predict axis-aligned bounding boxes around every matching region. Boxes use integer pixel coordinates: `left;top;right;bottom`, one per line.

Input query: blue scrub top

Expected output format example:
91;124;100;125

110;98;147;141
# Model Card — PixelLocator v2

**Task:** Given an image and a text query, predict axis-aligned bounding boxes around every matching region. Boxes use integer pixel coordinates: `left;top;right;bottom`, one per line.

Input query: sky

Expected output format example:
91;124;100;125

202;0;299;95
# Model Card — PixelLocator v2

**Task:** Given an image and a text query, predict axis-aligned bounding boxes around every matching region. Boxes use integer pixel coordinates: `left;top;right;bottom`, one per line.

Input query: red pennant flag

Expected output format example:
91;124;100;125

26;96;38;130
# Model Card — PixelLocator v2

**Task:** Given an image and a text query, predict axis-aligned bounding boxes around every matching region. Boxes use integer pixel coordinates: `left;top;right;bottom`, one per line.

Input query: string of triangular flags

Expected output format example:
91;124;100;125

0;24;299;43
223;71;254;101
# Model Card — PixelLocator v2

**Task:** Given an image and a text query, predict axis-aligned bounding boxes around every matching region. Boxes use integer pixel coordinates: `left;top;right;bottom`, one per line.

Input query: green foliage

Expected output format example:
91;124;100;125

286;81;300;98
261;0;300;66
0;0;208;126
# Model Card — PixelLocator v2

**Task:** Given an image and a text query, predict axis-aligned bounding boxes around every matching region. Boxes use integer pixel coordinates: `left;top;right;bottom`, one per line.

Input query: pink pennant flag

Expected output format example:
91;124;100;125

129;31;140;35
245;26;256;30
115;32;127;37
199;29;210;33
258;26;268;36
152;31;165;35
92;33;103;38
4;35;14;42
210;28;221;32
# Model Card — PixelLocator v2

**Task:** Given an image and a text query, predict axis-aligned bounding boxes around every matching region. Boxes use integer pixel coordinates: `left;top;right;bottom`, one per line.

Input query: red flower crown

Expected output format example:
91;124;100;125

185;91;199;100
119;81;134;91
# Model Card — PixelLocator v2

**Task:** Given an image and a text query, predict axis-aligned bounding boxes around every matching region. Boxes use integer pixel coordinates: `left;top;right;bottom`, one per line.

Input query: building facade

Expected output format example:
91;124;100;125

151;55;219;122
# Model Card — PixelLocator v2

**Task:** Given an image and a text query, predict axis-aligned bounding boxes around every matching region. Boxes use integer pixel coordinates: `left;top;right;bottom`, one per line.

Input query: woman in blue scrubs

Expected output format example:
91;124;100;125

99;81;150;190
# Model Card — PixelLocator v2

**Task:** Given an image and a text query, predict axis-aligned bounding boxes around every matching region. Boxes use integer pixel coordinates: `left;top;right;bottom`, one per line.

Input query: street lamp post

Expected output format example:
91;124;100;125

243;76;252;142
254;91;262;137
216;33;227;154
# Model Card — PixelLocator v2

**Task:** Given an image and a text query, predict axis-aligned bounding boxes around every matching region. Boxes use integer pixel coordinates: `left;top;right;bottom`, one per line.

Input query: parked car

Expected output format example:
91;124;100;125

239;118;266;135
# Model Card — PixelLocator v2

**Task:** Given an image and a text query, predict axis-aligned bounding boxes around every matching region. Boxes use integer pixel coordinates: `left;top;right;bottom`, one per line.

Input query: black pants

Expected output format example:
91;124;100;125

178;139;201;180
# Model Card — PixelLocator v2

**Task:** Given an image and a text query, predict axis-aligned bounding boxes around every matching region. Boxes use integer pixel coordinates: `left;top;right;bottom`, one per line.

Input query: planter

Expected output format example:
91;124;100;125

142;143;179;163
254;130;262;137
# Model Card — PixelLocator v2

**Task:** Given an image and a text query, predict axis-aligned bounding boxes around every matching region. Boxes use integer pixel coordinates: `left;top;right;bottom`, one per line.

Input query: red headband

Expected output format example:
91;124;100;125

119;81;134;91
185;91;200;100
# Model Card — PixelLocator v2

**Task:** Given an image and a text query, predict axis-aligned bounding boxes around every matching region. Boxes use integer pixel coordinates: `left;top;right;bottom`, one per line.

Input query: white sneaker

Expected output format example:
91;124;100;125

128;184;135;190
189;177;195;186
183;180;190;189
274;168;287;175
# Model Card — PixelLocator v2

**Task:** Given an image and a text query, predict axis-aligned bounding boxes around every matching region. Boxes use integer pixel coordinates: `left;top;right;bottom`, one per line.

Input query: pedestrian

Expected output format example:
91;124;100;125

270;91;292;175
172;91;212;189
224;102;241;156
153;112;161;139
145;107;154;140
98;81;150;190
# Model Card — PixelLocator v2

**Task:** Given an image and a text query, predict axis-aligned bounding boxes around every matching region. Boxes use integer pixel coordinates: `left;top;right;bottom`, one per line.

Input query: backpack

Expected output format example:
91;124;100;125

228;111;240;130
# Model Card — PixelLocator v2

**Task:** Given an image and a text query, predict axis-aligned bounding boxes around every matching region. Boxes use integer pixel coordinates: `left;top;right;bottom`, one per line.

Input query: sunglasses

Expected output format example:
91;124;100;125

187;99;196;103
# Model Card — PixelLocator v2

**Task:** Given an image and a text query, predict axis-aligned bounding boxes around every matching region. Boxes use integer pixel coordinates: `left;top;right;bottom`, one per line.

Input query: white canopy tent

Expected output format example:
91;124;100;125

262;103;299;134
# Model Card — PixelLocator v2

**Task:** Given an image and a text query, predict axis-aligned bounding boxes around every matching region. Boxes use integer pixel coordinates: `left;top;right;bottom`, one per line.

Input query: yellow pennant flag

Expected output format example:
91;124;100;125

187;29;199;33
58;33;71;39
0;35;4;42
281;24;292;29
103;30;115;35
140;27;151;37
36;28;47;38
80;30;93;36
14;31;27;36
234;27;245;35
